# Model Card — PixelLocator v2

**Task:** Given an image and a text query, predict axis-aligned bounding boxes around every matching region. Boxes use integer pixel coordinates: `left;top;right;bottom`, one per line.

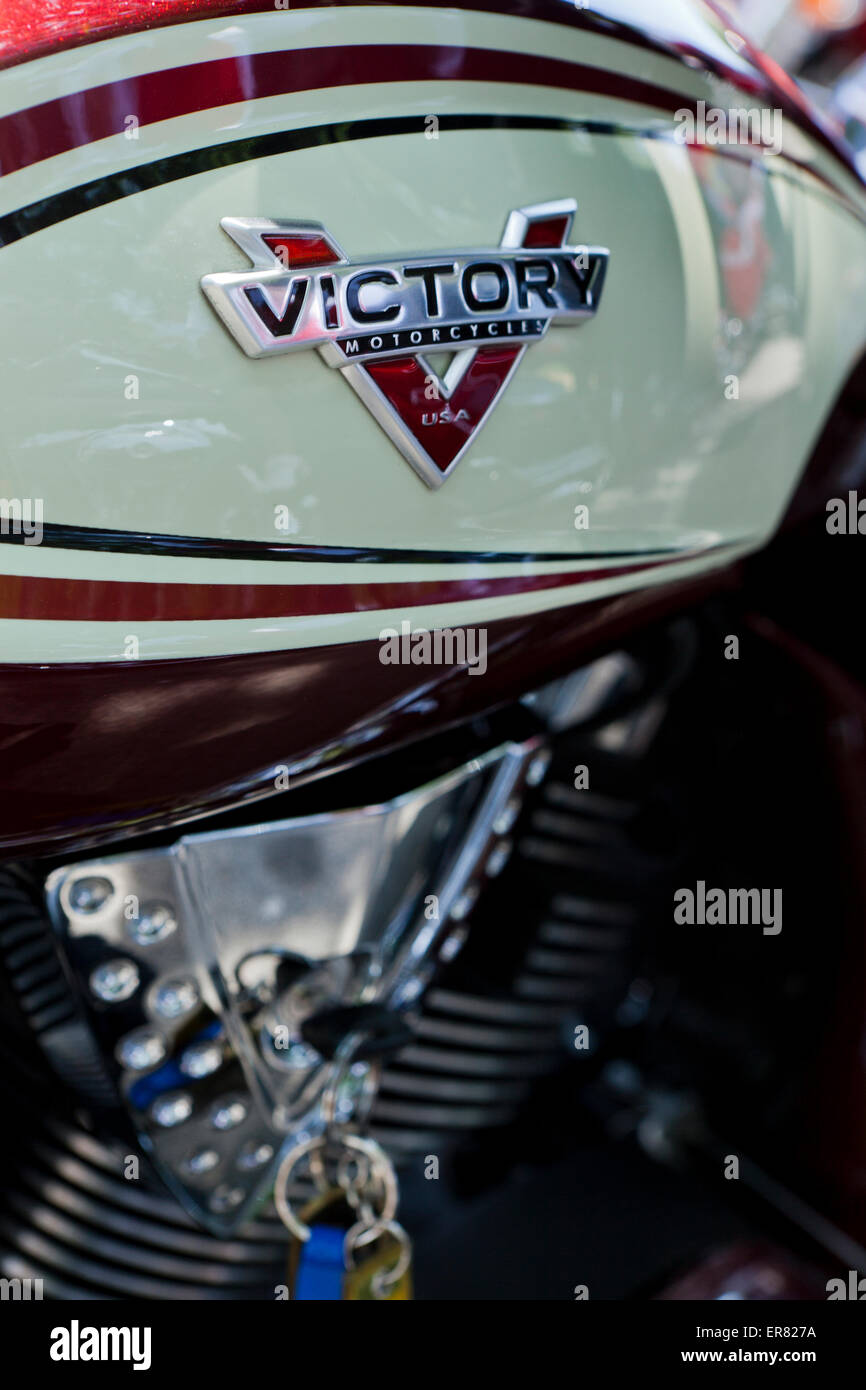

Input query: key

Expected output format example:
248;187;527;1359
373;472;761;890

344;1221;413;1301
300;1003;414;1061
276;1131;410;1299
288;1192;413;1300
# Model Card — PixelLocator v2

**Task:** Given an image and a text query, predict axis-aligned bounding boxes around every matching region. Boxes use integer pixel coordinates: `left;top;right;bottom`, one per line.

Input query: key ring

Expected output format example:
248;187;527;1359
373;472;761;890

336;1149;385;1227
274;1132;398;1242
344;1217;412;1297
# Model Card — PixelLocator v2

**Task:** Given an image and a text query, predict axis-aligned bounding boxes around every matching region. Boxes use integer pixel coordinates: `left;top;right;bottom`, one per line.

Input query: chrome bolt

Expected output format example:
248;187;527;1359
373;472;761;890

128;902;177;946
211;1099;247;1131
69;876;114;914
151;1092;193;1127
117;1028;166;1071
185;1148;220;1176
237;1141;274;1172
90;958;140;1003
209;1184;245;1214
152;977;199;1020
180;1039;223;1079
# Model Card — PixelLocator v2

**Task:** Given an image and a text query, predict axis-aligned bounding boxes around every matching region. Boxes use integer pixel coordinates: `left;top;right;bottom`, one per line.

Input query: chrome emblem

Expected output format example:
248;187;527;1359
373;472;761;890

201;201;609;488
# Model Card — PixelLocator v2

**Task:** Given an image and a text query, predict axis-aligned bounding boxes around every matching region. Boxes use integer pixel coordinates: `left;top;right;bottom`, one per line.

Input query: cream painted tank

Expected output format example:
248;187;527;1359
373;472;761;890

0;0;864;850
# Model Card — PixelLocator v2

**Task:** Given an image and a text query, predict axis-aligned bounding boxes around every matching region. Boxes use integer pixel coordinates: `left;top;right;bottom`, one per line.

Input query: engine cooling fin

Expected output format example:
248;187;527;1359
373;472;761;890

369;708;673;1155
0;1062;287;1299
0;674;673;1297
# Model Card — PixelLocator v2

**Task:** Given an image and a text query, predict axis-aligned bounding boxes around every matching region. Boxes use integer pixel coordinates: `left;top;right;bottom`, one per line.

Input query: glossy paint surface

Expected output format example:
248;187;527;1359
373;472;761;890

0;3;864;846
0;1;784;83
0;11;863;656
0;564;737;854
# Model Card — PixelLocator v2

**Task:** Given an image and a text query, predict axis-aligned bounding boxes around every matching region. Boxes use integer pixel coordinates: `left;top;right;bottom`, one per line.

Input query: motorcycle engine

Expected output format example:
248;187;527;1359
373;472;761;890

0;609;833;1298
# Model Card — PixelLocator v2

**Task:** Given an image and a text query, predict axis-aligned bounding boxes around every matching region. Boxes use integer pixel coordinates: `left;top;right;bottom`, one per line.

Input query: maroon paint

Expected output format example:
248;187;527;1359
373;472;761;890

0;554;683;622
0;563;740;856
700;0;863;187
0;1;761;82
0;44;717;179
656;1242;825;1301
0;44;765;180
0;1;858;187
363;346;523;473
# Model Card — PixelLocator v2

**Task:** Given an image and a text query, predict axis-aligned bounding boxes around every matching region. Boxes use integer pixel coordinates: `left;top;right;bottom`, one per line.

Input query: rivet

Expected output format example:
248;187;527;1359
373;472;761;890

152;977;199;1020
151;1092;193;1127
211;1099;247;1131
128;902;177;946
90;958;140;1003
117;1028;166;1071
69;876;114;915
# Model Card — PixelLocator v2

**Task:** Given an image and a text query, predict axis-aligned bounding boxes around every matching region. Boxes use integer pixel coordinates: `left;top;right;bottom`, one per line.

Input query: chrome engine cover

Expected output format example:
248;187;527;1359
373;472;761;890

45;737;543;1231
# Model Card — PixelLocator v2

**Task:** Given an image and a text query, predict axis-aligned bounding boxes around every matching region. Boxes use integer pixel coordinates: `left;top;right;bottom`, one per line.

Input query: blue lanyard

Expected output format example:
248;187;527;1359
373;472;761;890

294;1225;346;1301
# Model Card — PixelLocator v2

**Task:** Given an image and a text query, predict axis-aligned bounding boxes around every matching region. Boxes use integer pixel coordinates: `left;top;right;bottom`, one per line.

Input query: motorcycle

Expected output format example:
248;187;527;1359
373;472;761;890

1;0;865;1306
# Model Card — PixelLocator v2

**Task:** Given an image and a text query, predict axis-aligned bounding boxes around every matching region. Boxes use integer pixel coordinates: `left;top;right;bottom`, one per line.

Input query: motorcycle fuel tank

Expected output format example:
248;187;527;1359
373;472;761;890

1;0;865;850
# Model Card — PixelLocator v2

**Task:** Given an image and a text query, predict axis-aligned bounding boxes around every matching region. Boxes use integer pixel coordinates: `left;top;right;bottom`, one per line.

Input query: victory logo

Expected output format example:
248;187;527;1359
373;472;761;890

202;200;608;488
